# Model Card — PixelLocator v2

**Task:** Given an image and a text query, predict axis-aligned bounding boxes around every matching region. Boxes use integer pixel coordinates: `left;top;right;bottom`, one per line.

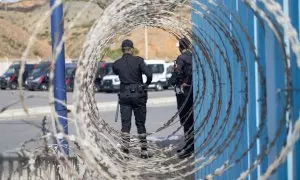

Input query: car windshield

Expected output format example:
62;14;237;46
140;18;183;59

30;69;43;77
4;68;16;76
147;64;164;74
65;68;75;77
4;65;19;76
105;63;114;75
31;62;49;77
167;65;173;73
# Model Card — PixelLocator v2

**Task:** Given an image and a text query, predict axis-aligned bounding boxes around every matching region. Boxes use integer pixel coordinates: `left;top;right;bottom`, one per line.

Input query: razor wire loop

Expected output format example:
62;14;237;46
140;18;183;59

0;0;300;179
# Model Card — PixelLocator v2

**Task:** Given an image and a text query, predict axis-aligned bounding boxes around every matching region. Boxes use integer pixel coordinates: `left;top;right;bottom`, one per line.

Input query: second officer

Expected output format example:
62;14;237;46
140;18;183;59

113;39;153;159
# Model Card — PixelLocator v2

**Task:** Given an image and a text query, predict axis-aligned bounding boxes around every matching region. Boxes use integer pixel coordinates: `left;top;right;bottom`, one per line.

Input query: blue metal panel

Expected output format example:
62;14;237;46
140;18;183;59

230;1;248;178
192;6;201;179
192;0;298;179
192;2;206;178
226;1;236;179
238;2;256;179
255;1;269;175
289;0;300;179
264;23;288;180
242;3;258;179
215;2;227;179
227;2;238;179
264;1;288;179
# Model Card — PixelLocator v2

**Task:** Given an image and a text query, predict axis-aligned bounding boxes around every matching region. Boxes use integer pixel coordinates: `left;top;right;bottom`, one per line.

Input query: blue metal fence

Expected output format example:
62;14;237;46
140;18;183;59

193;0;300;179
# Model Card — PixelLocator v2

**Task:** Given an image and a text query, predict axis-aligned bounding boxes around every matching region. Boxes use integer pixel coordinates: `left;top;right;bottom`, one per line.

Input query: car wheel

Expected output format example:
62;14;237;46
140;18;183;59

0;87;6;90
41;83;48;91
155;82;163;91
10;82;18;90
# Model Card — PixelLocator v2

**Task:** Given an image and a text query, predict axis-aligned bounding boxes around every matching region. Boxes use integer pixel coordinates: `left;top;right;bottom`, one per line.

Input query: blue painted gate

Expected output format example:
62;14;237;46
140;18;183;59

192;0;300;179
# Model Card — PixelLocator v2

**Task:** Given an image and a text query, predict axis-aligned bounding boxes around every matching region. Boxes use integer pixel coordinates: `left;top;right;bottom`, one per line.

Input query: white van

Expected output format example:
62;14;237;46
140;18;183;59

143;60;171;91
166;62;174;86
101;59;172;92
101;63;120;92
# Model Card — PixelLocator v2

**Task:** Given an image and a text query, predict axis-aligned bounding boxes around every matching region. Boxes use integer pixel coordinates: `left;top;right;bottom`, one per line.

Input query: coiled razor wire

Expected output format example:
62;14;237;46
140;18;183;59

0;0;300;179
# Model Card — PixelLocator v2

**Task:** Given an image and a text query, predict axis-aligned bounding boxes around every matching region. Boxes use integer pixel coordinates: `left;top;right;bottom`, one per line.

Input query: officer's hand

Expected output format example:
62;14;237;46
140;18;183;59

180;83;190;92
180;83;190;88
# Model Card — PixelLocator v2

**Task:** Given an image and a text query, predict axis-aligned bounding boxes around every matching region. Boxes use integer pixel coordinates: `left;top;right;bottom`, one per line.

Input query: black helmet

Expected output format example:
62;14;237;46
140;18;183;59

121;39;134;48
179;37;191;50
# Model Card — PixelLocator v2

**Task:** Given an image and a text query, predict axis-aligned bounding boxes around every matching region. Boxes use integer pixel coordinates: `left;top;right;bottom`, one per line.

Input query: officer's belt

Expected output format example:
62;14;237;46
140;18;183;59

120;83;143;93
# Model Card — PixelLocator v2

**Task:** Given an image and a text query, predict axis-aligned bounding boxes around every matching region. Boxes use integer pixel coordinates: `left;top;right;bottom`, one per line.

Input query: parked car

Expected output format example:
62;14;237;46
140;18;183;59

0;63;35;90
27;61;51;91
65;63;77;92
94;61;108;92
143;60;170;91
166;61;175;88
101;60;171;92
99;62;118;92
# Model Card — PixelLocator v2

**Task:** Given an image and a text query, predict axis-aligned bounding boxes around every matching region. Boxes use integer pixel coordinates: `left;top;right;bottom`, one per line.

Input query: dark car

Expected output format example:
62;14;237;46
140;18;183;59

65;63;77;92
27;61;51;91
0;63;35;90
94;61;110;92
97;62;114;92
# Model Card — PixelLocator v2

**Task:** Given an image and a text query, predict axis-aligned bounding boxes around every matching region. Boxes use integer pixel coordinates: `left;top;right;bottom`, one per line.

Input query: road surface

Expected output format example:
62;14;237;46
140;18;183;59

0;89;175;109
0;90;183;153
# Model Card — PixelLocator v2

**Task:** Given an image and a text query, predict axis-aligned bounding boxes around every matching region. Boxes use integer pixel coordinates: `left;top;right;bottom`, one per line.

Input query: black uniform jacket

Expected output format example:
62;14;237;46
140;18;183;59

176;51;193;85
113;54;152;85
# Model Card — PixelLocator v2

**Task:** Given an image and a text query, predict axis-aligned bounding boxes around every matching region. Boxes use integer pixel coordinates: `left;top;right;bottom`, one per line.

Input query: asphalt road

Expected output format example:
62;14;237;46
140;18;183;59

0;89;175;109
0;90;183;153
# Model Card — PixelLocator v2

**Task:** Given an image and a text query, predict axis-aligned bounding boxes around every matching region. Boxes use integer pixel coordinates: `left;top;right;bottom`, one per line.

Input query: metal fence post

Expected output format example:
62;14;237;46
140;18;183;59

50;0;69;155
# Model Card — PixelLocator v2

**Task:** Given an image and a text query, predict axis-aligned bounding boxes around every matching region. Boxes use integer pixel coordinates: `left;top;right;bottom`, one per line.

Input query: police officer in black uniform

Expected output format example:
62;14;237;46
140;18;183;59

170;37;194;158
113;39;153;158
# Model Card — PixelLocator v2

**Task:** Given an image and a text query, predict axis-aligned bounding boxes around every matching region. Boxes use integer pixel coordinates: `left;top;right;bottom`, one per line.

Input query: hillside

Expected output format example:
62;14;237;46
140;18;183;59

0;0;190;61
0;0;103;60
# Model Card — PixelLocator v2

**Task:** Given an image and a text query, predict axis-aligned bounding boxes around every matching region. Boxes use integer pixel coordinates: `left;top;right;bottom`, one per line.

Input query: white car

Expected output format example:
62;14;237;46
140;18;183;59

166;62;174;87
101;74;120;92
143;60;172;91
101;59;172;92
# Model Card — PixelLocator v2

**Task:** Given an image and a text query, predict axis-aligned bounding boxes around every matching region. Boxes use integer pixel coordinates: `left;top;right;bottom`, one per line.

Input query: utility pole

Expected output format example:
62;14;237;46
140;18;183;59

144;26;149;60
50;0;69;155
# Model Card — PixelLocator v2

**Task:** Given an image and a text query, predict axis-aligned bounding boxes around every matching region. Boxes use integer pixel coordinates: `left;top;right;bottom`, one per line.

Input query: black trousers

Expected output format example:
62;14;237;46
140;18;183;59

176;87;194;151
119;87;148;150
